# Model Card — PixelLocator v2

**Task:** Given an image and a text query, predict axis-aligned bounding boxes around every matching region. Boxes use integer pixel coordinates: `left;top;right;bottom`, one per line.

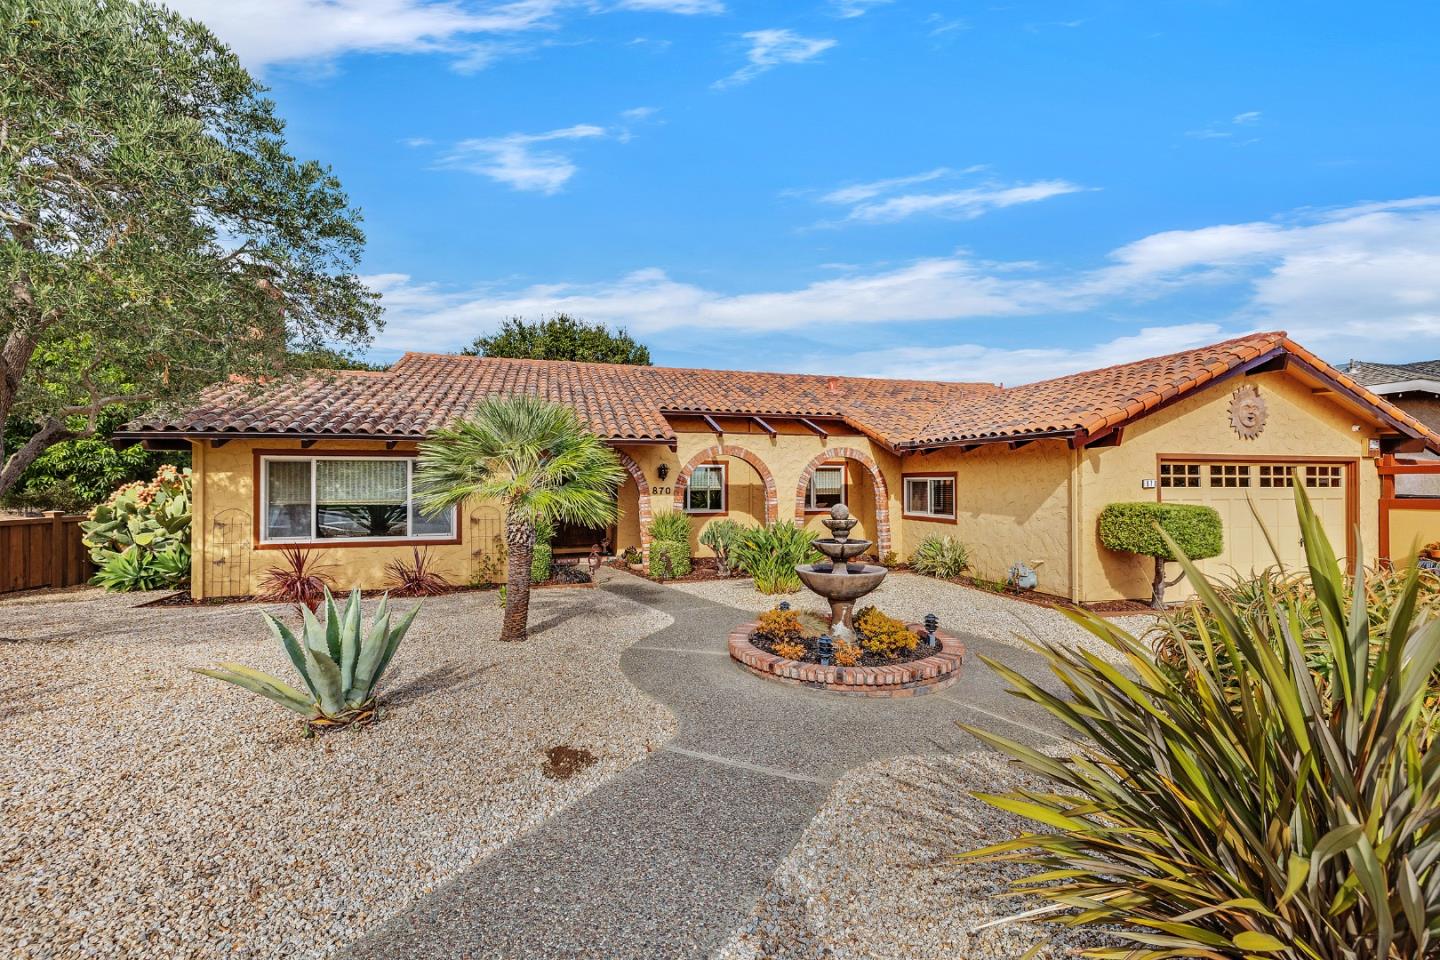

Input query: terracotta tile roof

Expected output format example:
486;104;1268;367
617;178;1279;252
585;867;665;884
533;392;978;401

121;333;1440;452
121;354;995;446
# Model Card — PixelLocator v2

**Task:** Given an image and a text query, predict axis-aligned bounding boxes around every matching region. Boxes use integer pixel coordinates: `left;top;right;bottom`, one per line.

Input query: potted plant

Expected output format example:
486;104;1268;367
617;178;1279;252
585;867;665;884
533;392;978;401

622;546;644;571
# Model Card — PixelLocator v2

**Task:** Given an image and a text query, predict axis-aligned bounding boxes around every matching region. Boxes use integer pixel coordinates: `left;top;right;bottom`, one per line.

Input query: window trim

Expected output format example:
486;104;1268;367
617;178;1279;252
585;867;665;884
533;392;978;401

803;462;848;513
683;461;728;515
901;471;957;523
252;449;460;549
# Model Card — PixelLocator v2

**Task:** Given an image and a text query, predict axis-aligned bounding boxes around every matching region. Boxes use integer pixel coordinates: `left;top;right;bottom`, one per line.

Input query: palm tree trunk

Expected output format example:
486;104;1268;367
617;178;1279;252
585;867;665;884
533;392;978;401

501;514;536;642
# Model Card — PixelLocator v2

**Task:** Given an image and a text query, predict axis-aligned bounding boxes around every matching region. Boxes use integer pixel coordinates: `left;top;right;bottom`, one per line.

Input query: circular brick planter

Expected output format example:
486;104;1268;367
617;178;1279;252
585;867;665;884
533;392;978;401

728;622;964;698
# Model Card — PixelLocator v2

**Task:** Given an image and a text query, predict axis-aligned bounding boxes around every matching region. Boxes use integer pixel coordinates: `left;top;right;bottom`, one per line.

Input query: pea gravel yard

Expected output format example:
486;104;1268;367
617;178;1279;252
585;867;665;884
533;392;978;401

0;586;674;959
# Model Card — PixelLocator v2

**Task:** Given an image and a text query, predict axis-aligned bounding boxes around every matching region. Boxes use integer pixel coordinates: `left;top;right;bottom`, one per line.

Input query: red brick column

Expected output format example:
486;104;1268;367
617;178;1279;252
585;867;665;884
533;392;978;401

793;447;891;557
672;444;779;524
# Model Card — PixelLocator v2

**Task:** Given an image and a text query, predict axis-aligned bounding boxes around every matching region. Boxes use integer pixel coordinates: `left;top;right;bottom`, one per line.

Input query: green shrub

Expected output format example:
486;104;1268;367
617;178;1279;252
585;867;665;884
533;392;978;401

1099;501;1222;608
909;535;970;578
194;588;419;729
620;546;643;565
699;518;750;576
853;605;917;658
964;486;1440;959
648;510;692;545
530;542;553;583
82;465;193;591
731;522;821;594
649;539;692;579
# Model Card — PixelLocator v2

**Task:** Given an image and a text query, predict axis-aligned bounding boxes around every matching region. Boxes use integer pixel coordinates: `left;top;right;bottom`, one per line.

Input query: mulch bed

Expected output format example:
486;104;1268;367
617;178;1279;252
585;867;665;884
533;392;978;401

748;631;938;667
541;745;598;781
609;557;733;584
937;573;1155;617
137;570;596;608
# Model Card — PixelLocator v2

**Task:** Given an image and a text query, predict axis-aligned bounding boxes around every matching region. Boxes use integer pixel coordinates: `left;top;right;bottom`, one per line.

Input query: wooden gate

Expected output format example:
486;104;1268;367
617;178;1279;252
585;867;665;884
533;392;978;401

1379;456;1440;567
0;511;93;594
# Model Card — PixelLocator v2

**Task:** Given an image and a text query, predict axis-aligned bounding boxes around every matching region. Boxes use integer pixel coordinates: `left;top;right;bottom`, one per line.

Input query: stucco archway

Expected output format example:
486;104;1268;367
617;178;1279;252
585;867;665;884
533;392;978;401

672;444;779;524
794;447;892;557
613;448;653;559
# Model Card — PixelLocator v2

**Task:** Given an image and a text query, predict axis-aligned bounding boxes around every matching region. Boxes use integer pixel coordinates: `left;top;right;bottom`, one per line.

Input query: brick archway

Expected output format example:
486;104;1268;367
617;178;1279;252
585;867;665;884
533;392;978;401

794;447;892;557
672;445;779;524
614;448;653;559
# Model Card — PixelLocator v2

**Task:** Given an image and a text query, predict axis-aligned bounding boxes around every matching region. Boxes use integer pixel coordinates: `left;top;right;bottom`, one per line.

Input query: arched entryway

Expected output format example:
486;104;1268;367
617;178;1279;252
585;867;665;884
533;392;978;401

614;449;653;560
794;447;891;557
672;444;779;524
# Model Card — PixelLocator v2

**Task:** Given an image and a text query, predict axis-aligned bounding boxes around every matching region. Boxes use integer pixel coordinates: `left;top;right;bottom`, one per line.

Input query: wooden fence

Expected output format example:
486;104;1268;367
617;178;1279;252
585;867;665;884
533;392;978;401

0;511;94;594
1379;457;1440;567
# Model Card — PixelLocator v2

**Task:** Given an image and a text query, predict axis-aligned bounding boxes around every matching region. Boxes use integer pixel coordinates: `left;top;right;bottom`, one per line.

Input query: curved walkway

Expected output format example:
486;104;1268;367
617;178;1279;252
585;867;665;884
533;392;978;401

346;570;1067;960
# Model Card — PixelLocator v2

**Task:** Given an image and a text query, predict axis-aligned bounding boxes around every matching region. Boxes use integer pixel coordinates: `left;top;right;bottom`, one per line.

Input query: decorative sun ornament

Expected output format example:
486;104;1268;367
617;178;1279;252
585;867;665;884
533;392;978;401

1229;384;1267;439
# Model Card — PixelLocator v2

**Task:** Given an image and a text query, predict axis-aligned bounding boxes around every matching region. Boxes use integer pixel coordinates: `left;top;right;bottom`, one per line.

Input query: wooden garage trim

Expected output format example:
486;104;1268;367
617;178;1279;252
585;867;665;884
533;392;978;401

1154;453;1359;570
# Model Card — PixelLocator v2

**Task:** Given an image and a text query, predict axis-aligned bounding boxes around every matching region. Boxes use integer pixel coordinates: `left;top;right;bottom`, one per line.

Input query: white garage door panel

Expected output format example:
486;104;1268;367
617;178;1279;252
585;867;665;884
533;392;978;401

1160;461;1348;601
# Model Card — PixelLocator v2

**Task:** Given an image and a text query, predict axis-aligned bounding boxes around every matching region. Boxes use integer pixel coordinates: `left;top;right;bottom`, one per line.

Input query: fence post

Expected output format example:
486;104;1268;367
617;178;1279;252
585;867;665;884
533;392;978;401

46;510;64;587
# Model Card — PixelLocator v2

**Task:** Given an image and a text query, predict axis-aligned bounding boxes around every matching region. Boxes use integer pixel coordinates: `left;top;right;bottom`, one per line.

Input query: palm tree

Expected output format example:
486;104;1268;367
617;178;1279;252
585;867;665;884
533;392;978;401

413;395;625;642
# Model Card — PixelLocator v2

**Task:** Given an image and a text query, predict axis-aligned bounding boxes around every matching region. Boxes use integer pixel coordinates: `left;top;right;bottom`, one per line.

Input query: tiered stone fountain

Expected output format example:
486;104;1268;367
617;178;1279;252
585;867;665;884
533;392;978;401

728;501;965;697
795;503;888;642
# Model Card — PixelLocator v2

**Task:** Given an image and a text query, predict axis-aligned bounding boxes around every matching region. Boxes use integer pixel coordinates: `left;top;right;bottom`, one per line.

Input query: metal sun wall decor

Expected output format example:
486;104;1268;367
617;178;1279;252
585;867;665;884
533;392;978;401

1229;384;1267;440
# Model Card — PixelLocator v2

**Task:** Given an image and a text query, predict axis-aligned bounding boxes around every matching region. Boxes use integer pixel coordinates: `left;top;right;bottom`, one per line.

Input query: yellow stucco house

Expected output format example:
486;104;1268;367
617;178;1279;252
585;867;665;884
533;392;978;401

117;332;1440;603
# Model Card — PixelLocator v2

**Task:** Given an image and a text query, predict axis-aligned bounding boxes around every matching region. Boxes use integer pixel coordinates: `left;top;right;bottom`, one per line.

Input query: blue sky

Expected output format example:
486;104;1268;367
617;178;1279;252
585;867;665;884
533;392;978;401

170;0;1440;385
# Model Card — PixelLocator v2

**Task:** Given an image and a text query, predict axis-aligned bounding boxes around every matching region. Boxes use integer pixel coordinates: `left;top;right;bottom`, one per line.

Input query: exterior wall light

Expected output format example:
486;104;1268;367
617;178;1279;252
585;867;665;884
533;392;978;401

656;463;669;481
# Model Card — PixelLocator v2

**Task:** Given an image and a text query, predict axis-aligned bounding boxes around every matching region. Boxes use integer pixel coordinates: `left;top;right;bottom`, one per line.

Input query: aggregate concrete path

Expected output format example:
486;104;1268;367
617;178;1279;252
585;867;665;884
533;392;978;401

346;571;1069;960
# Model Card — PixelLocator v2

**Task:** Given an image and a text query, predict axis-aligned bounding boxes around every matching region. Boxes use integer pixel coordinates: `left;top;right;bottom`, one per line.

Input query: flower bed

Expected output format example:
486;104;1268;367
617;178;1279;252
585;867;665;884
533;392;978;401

729;620;964;698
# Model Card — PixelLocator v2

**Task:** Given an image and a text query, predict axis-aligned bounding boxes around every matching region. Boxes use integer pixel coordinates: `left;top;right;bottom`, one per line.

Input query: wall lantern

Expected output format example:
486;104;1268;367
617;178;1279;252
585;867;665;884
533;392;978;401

656;463;669;481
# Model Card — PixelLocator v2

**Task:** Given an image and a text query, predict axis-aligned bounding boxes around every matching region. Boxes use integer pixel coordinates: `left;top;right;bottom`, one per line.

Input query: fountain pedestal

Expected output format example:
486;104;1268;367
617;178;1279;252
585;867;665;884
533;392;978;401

795;503;888;642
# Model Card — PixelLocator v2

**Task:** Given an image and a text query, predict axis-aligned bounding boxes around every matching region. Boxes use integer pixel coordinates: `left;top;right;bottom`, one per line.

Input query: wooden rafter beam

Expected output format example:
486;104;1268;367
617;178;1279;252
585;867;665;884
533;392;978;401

798;417;829;438
210;438;231;448
751;416;777;437
385;440;400;450
702;414;725;436
300;439;319;449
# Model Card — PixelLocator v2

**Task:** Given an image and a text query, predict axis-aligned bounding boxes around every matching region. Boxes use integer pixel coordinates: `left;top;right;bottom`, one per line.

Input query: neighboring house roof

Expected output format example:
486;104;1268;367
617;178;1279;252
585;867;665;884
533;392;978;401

1344;358;1440;394
118;332;1440;453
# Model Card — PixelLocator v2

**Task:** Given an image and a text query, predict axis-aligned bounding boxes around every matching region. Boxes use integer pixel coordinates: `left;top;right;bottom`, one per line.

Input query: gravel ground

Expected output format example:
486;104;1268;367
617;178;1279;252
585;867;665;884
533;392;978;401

667;571;1158;665
0;586;675;960
714;753;1117;960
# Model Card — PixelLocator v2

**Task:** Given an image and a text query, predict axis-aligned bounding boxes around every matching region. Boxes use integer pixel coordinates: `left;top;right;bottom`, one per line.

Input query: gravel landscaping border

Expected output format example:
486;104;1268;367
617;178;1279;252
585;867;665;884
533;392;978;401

715;753;1118;960
0;586;676;959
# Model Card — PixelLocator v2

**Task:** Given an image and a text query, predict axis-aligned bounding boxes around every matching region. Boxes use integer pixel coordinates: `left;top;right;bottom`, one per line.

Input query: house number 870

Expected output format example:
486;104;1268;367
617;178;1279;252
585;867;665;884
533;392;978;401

650;485;672;495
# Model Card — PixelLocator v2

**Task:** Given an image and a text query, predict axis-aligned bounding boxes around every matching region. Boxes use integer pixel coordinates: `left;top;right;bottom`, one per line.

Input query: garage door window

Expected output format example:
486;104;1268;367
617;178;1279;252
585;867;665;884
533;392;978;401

1160;463;1201;488
1210;464;1251;487
1305;465;1343;487
1259;465;1294;487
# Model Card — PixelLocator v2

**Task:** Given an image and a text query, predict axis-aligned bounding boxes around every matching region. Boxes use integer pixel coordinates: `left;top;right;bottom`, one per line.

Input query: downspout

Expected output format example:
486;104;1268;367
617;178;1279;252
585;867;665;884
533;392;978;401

191;439;206;600
1068;443;1082;603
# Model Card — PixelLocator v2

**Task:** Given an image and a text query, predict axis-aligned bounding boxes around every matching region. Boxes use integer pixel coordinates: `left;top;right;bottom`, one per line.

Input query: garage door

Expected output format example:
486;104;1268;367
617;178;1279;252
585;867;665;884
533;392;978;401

1159;460;1351;600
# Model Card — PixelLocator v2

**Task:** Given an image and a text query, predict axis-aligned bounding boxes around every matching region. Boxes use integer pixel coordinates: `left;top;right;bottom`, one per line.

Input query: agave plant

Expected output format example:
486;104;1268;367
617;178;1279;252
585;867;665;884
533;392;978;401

963;485;1440;959
194;588;419;728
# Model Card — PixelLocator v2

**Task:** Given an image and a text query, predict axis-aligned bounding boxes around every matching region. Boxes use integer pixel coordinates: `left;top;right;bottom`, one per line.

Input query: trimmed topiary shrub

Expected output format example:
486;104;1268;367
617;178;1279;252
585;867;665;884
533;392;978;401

648;510;692;545
649;539;692;579
909;534;970;578
1099;501;1222;609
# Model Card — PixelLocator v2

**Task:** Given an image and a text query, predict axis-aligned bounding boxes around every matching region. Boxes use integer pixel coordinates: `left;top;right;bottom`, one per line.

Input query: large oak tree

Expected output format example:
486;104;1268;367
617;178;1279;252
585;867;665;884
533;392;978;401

0;0;382;496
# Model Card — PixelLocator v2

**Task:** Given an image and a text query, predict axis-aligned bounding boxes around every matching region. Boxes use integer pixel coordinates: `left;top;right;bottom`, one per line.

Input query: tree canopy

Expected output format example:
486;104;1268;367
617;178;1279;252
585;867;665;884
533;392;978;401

463;314;651;366
0;0;382;497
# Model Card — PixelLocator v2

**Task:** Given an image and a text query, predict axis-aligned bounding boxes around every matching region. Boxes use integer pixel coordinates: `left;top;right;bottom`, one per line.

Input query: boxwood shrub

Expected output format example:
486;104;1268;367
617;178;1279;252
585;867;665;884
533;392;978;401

649;539;692;580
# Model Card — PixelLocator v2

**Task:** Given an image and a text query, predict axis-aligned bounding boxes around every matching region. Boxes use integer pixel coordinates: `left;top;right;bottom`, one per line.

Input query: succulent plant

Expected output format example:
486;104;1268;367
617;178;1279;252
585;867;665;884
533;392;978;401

194;588;419;728
82;466;193;590
90;543;191;592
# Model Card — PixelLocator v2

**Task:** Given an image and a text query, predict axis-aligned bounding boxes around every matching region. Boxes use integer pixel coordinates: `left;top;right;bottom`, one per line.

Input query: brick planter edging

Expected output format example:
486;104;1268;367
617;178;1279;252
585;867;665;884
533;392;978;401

728;622;965;698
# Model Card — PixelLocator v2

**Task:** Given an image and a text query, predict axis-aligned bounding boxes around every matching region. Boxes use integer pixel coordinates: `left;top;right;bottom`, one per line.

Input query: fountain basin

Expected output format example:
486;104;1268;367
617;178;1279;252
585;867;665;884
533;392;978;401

812;538;871;563
795;563;889;601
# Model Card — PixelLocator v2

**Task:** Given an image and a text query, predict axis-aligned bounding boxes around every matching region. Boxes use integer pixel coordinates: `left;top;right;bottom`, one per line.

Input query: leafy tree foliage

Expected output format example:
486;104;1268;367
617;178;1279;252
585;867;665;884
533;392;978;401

2;409;185;511
463;314;651;366
0;0;382;497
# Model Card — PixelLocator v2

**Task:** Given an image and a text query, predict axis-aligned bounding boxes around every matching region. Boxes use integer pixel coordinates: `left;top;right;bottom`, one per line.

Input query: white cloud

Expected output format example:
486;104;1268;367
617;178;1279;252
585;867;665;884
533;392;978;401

797;324;1229;386
1233;110;1262;125
814;168;1086;224
401;137;434;147
1187;109;1263;141
830;0;891;17
713;29;836;89
437;123;607;193
164;0;715;70
366;197;1440;373
621;106;660;121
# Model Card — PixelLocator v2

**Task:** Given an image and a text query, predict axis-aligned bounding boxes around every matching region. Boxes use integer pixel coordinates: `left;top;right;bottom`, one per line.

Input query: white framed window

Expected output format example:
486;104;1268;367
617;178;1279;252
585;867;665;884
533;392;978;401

805;464;846;511
260;456;456;543
684;463;726;514
903;474;956;520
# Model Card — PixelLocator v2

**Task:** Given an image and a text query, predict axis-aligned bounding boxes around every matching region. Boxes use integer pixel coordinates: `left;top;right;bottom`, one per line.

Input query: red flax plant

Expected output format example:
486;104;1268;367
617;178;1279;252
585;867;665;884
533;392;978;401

258;547;334;611
384;547;453;597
